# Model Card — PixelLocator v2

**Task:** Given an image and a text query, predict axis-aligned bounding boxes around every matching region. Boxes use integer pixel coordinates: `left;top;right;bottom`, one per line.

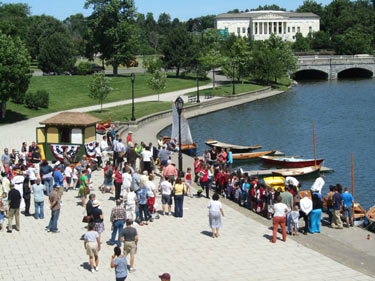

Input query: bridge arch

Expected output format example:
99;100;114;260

293;69;329;80
337;67;374;79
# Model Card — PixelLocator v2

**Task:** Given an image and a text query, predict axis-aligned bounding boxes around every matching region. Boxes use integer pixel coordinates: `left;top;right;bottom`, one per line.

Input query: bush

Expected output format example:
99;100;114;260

77;61;92;75
24;90;49;110
11;91;26;104
143;56;162;74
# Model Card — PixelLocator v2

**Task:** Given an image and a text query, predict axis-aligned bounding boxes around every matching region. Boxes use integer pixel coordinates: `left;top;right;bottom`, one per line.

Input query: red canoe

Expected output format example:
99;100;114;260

259;156;324;168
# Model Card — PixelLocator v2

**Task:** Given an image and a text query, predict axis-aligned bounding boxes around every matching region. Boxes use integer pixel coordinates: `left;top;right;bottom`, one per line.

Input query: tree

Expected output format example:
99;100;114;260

297;0;324;16
85;0;138;76
0;33;31;119
157;13;171;35
89;72;112;112
252;4;286;11
0;3;30;39
38;32;76;73
161;25;198;76
148;70;167;101
293;32;311;52
199;49;224;88
310;31;332;50
64;13;90;57
335;27;372;55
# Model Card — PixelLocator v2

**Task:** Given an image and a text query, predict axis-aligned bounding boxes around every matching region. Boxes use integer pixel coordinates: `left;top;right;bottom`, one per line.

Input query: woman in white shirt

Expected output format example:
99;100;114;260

208;192;224;238
272;196;290;243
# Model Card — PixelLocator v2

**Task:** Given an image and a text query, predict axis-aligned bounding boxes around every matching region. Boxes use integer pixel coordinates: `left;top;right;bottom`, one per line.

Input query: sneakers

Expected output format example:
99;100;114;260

91;268;95;273
162;211;165;216
95;267;99;272
168;212;172;216
129;267;136;273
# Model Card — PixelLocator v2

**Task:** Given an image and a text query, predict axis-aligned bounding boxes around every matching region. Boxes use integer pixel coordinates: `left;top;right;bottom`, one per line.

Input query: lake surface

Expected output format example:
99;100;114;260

160;79;375;210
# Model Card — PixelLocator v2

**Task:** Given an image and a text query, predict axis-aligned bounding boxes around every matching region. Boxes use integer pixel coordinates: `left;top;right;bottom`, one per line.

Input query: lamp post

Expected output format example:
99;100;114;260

175;96;184;177
196;64;200;103
232;62;236;95
131;73;136;121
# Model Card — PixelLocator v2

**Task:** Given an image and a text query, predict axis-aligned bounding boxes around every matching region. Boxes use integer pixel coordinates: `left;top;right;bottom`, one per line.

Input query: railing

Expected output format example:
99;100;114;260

297;55;375;65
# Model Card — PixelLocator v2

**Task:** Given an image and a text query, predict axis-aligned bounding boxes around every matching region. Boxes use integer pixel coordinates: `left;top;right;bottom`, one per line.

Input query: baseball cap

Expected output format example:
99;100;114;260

159;273;171;280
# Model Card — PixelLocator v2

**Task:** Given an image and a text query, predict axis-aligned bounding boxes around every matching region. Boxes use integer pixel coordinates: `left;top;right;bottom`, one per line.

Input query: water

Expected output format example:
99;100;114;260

160;79;375;210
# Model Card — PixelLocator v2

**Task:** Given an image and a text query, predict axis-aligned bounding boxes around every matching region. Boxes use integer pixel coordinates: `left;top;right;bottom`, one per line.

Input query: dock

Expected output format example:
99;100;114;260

244;166;334;177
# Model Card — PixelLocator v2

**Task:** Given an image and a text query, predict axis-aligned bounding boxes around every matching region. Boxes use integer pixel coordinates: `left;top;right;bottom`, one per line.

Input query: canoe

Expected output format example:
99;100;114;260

232;150;276;160
272;166;321;177
260;155;324;168
205;139;261;153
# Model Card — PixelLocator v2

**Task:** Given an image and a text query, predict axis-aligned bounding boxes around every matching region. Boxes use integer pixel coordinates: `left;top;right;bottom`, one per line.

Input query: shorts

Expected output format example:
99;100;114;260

123;241;137;256
291;220;299;228
58;186;64;197
95;222;105;233
161;194;172;205
343;206;353;218
104;177;113;187
0;218;3;225
86;242;99;257
66;177;71;185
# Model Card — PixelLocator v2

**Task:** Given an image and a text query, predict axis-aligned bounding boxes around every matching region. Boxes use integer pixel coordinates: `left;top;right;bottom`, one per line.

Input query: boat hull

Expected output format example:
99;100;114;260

260;156;324;168
205;139;261;153
232;150;276;160
272;166;321;177
162;136;197;156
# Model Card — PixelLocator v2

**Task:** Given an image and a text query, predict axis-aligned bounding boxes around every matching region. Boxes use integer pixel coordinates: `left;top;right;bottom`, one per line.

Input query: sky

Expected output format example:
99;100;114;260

3;0;333;21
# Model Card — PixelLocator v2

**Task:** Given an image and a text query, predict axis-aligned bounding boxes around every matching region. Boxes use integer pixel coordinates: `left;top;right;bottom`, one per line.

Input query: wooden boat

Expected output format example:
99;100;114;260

353;203;366;219
272;165;321;177
205;139;261;153
232;150;276;160
259;155;324;168
162;136;197;157
366;206;375;232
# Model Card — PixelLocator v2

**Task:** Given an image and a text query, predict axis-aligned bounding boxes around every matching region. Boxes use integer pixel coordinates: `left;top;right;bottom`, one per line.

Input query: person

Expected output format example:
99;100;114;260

159;273;171;281
203;149;211;163
120;220;138;273
326;185;335;225
125;187;137;221
110;246;128;281
185;168;193;197
86;193;96;217
40;161;54;196
94;142;102;170
113;166;123;201
173;177;186;218
116;139;126;169
1;148;11;169
299;192;312;235
23;175;32;216
145;175;156;221
199;165;210;199
137;184;149;226
103;161;114;194
141;147;153;175
2;192;8;217
311;175;325;194
33;178;45;219
160;177;173;216
342;187;354;227
54;165;64;199
11;170;25;209
84;223;100;273
208;192;224;238
290;205;299;235
1;172;10;194
309;193;323;233
280;186;293;235
162;160;177;183
158;145;171;168
122;167;132;199
47;185;61;233
92;200;104;239
331;185;343;229
64;164;73;191
109;199;127;246
0;197;4;231
7;183;21;232
272;196;289;243
126;131;133;145
79;169;90;207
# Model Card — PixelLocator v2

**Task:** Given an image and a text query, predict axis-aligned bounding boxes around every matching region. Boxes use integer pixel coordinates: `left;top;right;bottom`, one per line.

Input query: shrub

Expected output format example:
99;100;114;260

11;91;26;104
77;61;92;75
24;90;49;110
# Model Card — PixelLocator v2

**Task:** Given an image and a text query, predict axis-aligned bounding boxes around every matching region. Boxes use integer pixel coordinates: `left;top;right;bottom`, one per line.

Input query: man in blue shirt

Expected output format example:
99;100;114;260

54;166;64;199
341;187;354;227
137;185;149;226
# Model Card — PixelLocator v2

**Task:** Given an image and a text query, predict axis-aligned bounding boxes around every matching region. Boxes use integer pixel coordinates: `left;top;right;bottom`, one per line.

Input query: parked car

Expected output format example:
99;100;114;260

91;63;105;73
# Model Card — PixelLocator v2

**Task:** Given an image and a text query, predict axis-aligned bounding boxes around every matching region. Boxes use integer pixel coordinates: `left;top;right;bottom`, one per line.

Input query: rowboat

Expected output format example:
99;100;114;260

272;165;321;177
366;206;375;231
259;155;324;168
205;139;261;153
232;150;276;160
96;118;111;135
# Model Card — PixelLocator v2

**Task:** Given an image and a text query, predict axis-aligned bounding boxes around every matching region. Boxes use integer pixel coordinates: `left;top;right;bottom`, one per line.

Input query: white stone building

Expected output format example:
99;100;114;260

215;10;320;42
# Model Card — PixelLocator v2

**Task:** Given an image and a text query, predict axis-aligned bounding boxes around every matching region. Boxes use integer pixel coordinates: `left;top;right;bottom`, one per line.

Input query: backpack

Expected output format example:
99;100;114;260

106;167;113;178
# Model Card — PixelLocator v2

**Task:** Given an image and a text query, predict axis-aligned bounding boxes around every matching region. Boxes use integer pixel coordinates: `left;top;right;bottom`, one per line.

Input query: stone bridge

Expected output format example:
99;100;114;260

295;55;375;79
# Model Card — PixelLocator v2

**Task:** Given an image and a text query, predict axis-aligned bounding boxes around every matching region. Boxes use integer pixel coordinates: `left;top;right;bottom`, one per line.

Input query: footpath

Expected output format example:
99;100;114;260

0;84;374;280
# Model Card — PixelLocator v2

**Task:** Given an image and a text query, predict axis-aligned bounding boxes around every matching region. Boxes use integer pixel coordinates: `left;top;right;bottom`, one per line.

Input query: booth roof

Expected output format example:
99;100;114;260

40;112;101;126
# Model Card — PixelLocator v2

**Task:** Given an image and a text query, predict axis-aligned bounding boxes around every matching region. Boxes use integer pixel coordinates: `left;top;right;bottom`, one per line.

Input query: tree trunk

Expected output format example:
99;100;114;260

1;100;6;119
212;68;216;89
113;63;118;77
176;67;180;77
100;100;103;113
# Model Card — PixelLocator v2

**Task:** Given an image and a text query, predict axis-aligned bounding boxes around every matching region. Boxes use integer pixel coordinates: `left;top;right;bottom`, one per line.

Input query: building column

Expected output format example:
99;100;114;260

264;22;267;35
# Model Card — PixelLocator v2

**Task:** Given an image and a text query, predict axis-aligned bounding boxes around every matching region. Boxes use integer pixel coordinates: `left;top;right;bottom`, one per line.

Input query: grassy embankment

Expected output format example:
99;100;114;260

2;73;209;125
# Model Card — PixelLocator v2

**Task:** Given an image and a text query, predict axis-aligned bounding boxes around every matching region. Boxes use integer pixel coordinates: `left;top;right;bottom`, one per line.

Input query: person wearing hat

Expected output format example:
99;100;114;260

159;273;171;280
92;199;105;239
47;184;61;233
126;131;133;146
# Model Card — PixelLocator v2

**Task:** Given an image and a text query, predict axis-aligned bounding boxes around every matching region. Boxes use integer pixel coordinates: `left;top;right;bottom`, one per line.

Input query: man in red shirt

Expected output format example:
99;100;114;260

126;131;133;146
162;161;178;183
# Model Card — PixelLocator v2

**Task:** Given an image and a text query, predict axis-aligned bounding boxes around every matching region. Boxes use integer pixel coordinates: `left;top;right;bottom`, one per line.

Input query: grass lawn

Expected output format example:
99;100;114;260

270;77;293;91
89;101;173;122
2;73;210;125
185;82;266;97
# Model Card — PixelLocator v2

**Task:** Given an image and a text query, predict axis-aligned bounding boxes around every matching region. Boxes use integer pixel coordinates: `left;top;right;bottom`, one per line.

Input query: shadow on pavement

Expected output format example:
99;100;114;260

200;230;213;237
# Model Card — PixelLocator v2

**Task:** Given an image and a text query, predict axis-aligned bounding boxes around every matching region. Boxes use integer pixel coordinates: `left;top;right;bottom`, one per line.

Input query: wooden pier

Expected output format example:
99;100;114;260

244;166;334;177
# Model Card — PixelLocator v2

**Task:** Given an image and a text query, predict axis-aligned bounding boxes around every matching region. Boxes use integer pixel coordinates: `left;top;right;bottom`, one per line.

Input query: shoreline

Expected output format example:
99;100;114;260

127;87;375;278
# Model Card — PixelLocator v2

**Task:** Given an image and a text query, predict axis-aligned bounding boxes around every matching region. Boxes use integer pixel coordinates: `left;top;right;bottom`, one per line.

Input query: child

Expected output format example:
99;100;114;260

2;192;8;217
64;164;73;191
185;168;193;197
0;197;4;231
291;205;300;236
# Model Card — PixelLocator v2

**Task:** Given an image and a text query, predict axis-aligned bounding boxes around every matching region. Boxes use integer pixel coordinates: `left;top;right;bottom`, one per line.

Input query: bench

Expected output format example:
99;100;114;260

188;95;197;103
204;92;213;99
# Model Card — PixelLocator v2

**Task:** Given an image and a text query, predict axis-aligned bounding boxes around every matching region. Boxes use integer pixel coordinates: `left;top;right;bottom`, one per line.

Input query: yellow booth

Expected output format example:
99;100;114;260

36;112;100;162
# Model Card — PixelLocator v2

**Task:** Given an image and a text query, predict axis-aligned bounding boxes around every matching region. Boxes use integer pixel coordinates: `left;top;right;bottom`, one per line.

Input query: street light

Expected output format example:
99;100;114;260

196;64;200;103
232;62;236;95
175;96;184;177
131;73;136;121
